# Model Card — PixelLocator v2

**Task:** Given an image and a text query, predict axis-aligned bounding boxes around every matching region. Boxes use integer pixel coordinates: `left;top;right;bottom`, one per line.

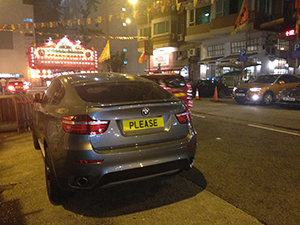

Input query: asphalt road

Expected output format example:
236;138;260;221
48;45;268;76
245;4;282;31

1;98;299;224
192;99;300;225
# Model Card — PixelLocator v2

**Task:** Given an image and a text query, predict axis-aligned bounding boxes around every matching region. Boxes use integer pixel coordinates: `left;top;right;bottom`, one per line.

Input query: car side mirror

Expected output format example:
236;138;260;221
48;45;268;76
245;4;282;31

278;80;285;85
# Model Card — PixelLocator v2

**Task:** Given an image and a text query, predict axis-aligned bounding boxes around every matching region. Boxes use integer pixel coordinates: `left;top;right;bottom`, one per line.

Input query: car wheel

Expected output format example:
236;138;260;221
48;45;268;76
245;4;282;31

218;90;225;98
261;92;274;105
235;98;246;105
44;149;70;205
32;130;41;150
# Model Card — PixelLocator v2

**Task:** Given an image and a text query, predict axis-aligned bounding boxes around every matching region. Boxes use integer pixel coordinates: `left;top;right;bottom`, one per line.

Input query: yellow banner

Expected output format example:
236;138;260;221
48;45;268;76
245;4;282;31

98;40;110;63
231;0;249;35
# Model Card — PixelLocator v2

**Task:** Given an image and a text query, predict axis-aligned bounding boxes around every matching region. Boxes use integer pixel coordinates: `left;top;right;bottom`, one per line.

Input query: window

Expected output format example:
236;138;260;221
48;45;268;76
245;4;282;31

231;39;259;54
259;0;271;14
274;59;288;74
277;75;298;84
139;27;151;37
75;82;173;103
215;1;223;18
214;0;243;18
42;79;65;105
153;21;169;35
207;44;225;57
189;5;211;26
123;48;127;52
278;39;290;51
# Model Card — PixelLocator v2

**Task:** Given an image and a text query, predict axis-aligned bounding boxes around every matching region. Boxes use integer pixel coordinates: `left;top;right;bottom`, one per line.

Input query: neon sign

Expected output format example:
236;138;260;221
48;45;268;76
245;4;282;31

29;37;98;70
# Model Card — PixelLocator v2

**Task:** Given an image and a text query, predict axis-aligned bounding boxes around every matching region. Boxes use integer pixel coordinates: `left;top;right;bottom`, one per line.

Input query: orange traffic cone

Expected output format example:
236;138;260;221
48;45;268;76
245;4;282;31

195;88;200;100
213;86;219;101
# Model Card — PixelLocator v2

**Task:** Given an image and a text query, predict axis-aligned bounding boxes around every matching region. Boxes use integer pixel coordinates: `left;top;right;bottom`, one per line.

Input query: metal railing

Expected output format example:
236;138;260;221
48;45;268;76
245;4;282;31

0;94;34;132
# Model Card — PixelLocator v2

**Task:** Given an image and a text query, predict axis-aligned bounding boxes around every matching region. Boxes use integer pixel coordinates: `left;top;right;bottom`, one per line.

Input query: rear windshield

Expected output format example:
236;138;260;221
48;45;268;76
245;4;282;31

75;82;176;103
146;77;186;88
8;81;23;85
164;77;186;88
253;75;278;84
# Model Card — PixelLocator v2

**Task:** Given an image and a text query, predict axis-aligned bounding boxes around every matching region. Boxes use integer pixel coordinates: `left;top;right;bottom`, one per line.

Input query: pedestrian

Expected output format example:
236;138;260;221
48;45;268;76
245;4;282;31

0;78;6;95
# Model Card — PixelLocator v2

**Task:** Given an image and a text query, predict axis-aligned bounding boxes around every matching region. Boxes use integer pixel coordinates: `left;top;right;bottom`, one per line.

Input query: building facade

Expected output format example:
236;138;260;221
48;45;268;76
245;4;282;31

136;0;297;85
0;0;34;81
60;0;146;75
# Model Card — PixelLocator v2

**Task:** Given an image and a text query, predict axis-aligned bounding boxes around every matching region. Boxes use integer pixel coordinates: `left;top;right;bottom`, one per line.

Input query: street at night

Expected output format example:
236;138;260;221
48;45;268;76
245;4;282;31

2;1;300;224
1;98;299;225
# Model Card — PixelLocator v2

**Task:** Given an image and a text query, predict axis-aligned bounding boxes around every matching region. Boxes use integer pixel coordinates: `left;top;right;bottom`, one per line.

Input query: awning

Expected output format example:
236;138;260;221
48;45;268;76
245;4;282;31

199;56;225;63
218;61;260;69
220;54;240;62
200;53;258;64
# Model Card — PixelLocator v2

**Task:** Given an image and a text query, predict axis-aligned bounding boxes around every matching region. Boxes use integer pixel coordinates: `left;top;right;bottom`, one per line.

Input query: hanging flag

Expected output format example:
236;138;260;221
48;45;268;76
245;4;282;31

231;0;249;35
295;0;300;33
99;40;110;62
138;52;146;63
194;0;198;7
177;3;181;11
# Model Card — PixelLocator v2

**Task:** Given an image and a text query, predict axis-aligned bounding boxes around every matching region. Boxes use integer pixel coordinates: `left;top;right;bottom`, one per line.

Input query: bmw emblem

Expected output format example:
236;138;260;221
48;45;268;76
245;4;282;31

141;107;150;116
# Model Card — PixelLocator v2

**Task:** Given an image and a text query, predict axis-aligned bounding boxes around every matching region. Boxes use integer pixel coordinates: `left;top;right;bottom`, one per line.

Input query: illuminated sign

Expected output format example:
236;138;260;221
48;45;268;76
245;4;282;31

285;29;295;37
29;37;98;70
153;54;169;67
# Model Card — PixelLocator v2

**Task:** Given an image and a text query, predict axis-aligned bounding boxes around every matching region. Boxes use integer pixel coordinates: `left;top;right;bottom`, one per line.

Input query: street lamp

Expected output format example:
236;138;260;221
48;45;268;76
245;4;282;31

128;0;138;5
125;18;132;24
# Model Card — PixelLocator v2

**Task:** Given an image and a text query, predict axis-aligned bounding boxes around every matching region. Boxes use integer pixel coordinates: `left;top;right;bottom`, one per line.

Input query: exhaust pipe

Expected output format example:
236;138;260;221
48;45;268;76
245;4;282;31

189;157;195;169
75;176;89;186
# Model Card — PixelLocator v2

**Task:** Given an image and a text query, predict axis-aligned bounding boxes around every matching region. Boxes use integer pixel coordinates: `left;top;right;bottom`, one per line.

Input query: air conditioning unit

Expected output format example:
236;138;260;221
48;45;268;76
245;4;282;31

177;34;184;42
188;48;196;57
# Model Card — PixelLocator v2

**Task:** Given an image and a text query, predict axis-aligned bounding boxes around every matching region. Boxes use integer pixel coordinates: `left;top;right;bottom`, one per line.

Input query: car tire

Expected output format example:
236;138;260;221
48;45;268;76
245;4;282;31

32;130;41;150
235;98;246;105
261;92;274;105
44;149;70;205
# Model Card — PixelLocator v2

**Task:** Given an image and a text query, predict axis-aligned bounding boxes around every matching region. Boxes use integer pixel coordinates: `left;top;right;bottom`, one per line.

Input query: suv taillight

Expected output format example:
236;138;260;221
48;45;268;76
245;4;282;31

62;115;110;135
175;107;191;124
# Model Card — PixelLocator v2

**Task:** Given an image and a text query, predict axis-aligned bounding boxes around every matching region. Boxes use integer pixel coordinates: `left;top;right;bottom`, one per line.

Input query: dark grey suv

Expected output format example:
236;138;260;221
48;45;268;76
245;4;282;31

32;72;197;204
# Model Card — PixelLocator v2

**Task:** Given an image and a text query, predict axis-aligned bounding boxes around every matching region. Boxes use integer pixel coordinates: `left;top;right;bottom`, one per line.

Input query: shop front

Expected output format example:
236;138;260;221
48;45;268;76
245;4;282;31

147;47;187;76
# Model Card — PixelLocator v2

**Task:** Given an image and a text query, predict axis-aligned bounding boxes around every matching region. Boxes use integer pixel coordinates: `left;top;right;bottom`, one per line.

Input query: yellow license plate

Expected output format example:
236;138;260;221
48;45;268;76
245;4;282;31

174;93;186;97
123;117;164;131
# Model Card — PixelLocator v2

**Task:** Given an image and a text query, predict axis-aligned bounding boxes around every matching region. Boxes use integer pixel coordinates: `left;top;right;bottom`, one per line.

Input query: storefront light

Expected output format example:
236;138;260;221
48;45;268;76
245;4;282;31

269;60;277;70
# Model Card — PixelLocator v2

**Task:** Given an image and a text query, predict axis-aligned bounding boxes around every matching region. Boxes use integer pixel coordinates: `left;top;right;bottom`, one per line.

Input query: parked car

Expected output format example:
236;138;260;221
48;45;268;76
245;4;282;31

233;74;300;105
190;79;230;98
32;72;197;204
140;74;193;107
276;84;300;107
221;70;244;93
6;80;29;94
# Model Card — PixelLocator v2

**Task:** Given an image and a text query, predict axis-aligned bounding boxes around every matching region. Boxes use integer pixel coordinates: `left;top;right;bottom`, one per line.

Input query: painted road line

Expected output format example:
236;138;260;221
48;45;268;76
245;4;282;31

192;113;206;118
248;124;300;137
